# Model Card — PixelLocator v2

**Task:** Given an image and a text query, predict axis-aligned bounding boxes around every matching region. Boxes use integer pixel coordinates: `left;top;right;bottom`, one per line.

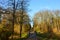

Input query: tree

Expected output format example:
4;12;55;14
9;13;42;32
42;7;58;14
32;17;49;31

19;0;29;38
0;7;2;23
54;10;60;31
33;10;60;39
8;0;30;39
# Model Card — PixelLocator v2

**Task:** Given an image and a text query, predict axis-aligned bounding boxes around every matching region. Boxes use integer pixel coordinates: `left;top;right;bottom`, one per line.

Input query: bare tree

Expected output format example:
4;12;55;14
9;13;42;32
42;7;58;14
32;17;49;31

8;0;29;39
19;0;29;38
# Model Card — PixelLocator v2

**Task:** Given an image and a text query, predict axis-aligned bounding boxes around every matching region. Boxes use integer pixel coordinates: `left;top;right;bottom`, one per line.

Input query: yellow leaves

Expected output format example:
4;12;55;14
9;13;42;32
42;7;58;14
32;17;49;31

14;24;20;34
14;24;30;34
0;24;4;28
53;27;58;33
1;18;7;24
14;24;29;38
53;27;60;36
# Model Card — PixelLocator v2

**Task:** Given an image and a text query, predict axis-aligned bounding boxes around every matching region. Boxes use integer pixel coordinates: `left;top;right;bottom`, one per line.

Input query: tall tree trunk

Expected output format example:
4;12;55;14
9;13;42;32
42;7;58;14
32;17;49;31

20;0;24;38
11;0;15;39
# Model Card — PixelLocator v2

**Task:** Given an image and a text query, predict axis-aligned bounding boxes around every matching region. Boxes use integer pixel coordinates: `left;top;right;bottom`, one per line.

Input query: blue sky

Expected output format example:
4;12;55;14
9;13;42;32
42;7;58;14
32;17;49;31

0;0;60;18
28;0;60;19
28;0;60;27
0;0;60;17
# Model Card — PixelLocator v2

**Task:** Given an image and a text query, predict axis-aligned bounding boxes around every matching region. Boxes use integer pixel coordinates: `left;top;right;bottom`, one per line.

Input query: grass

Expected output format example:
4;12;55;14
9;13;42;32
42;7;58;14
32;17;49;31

36;32;60;40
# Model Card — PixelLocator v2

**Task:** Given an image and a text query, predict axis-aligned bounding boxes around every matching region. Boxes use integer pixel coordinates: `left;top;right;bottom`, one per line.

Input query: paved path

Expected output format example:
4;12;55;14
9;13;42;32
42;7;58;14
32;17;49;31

26;32;38;40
